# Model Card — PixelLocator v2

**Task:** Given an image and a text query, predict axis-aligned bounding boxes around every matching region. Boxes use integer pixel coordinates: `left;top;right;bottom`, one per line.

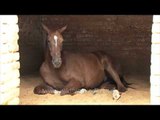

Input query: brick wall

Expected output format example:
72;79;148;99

19;15;152;75
18;15;44;75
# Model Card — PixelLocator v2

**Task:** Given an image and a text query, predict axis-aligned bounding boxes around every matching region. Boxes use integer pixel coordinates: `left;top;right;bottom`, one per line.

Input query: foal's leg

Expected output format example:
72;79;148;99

60;80;82;96
106;64;127;92
100;82;116;90
33;83;55;95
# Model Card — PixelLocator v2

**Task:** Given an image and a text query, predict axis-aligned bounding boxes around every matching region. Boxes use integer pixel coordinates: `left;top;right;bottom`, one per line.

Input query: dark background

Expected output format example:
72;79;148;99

18;15;152;76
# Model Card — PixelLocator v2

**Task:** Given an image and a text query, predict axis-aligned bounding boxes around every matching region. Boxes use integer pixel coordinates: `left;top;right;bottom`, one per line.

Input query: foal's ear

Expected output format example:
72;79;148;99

58;25;67;33
42;24;50;34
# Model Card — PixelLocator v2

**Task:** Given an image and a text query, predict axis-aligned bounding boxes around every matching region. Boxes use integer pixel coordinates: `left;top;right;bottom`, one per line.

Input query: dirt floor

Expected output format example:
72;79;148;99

19;74;150;105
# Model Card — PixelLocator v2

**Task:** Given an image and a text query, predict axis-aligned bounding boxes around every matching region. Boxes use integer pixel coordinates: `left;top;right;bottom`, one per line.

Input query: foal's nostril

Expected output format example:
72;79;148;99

55;61;60;66
52;58;62;68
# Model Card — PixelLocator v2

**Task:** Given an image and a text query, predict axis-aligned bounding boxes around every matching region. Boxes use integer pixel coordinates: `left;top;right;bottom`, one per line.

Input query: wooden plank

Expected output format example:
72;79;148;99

0;68;20;76
0;52;19;63
150;96;160;105
0;61;20;74
7;97;19;105
0;87;19;105
151;65;160;75
0;33;19;44
0;78;20;93
151;44;160;54
150;15;160;104
150;75;160;86
0;15;18;24
152;23;160;33
0;24;19;34
0;15;20;105
153;15;160;23
0;42;19;54
151;34;160;44
150;84;160;97
0;69;20;84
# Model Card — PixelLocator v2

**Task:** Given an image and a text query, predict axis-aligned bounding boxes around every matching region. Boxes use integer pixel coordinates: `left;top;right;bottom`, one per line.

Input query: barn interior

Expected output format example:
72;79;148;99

18;15;152;105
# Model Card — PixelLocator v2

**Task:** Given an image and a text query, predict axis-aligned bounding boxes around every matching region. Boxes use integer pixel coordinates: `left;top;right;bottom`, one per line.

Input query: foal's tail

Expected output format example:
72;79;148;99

104;75;135;90
119;75;135;89
93;51;135;90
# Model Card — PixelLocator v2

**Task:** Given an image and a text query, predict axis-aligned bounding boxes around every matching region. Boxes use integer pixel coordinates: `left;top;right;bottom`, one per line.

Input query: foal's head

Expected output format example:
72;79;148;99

42;24;67;68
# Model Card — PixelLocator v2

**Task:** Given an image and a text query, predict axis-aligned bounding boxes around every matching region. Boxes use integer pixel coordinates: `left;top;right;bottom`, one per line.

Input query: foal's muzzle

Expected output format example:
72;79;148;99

52;57;62;68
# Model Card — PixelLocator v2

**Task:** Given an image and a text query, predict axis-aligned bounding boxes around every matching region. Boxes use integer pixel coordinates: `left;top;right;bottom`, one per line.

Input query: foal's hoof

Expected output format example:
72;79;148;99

33;86;47;95
118;86;127;92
